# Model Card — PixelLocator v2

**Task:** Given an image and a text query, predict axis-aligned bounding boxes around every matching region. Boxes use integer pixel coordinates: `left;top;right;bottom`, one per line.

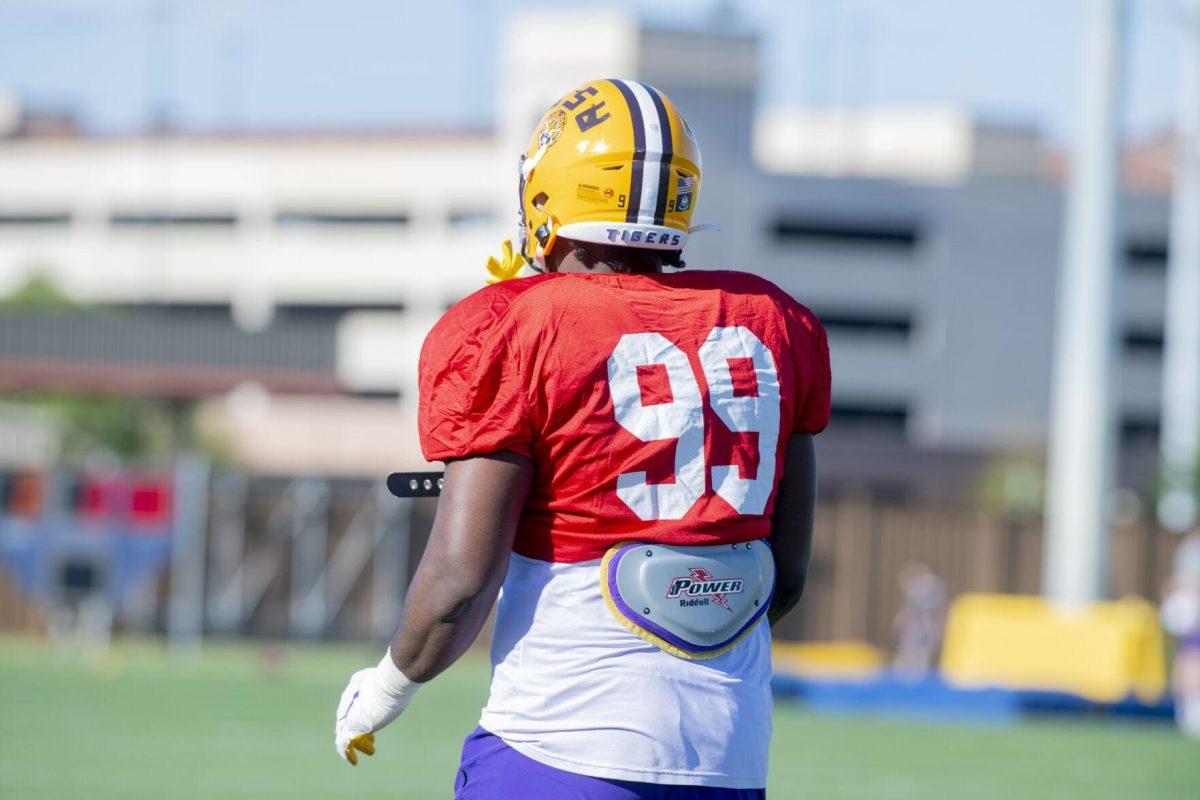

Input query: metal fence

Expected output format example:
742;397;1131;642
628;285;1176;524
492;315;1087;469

0;474;1188;650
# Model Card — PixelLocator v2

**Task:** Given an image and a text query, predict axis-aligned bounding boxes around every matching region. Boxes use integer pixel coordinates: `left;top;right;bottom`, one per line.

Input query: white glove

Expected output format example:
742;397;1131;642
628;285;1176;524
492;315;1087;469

334;650;423;765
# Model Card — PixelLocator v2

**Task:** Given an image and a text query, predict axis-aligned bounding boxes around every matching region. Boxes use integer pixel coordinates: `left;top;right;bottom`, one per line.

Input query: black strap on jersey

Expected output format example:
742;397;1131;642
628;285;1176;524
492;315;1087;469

386;472;445;498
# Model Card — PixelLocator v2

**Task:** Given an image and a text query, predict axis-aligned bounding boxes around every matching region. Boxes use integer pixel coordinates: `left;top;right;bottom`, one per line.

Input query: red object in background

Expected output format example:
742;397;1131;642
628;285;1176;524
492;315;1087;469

73;473;173;532
74;478;108;519
5;473;43;517
129;479;173;528
1;470;172;531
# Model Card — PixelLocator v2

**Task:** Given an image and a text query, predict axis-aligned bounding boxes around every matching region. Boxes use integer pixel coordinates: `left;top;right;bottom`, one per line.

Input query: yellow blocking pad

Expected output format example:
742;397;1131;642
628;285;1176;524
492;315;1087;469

940;593;1167;703
773;640;886;680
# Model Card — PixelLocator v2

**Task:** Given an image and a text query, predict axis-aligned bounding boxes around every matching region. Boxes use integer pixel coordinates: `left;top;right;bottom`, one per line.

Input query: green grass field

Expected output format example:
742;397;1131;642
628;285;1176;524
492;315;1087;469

0;636;1195;800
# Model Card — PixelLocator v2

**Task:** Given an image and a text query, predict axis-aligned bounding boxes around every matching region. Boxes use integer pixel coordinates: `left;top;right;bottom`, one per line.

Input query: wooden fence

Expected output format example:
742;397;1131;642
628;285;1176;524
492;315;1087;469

772;500;1186;648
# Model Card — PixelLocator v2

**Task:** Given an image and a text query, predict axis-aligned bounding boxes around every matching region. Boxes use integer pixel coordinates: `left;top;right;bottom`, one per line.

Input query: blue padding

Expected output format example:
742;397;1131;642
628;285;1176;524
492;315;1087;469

772;673;1020;724
0;516;173;605
771;671;1176;724
1015;687;1175;720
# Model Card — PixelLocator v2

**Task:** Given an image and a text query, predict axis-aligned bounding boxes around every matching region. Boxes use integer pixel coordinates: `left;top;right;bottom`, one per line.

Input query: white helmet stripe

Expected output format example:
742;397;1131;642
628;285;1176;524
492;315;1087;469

621;80;666;226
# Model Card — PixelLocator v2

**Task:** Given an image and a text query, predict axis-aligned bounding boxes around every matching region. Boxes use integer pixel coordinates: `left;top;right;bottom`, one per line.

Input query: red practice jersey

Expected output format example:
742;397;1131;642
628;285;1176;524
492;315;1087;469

417;270;830;563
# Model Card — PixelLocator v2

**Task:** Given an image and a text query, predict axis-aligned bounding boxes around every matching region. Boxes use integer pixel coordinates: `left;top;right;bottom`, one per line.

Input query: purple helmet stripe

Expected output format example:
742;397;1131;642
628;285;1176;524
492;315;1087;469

608;78;646;225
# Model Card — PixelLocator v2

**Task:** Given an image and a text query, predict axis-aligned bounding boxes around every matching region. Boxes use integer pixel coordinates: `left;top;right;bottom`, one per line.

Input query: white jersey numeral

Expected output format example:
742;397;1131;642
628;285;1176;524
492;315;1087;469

607;333;706;520
699;327;781;515
607;327;782;520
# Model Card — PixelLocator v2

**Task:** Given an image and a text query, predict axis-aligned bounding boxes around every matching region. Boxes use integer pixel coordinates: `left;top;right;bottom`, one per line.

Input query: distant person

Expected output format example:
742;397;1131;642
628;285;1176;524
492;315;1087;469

1161;529;1200;738
330;78;831;798
892;561;947;678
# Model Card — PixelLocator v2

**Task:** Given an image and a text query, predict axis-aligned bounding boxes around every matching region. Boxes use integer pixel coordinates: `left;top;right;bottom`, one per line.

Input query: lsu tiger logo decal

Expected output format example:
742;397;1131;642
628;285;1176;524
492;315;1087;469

538;109;568;150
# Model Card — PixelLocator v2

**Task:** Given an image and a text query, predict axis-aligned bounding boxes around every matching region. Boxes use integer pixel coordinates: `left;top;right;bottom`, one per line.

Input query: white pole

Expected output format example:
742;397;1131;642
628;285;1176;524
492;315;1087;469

1159;0;1200;533
168;455;210;655
1044;0;1128;606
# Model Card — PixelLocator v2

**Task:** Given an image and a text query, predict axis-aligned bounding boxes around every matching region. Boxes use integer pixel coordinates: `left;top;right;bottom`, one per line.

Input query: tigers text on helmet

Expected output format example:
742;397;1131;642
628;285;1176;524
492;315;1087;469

517;79;703;269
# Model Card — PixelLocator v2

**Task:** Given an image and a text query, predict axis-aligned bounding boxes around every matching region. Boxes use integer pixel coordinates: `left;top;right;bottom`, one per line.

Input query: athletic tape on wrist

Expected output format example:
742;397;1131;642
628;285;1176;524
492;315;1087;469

376;650;423;702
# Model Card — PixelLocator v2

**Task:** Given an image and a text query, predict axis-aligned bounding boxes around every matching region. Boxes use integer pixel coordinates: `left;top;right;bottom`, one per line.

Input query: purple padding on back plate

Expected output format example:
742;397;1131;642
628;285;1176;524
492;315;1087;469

605;542;774;654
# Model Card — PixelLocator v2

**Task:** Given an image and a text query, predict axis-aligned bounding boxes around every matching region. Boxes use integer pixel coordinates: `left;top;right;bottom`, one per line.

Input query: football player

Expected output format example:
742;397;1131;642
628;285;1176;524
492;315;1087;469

335;78;830;799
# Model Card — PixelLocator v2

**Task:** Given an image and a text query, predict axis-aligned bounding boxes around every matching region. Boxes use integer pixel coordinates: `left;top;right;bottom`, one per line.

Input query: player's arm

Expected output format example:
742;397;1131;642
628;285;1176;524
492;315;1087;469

390;450;532;679
334;450;532;765
767;432;817;626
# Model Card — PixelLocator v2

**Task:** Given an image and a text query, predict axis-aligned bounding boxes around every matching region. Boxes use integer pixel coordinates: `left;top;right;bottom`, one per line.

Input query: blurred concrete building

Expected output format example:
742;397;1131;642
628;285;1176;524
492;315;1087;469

0;10;1173;496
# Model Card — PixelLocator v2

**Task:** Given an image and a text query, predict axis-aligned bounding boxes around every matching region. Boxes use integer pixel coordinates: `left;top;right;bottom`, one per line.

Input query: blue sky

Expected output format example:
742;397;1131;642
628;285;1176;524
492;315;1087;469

0;0;1183;144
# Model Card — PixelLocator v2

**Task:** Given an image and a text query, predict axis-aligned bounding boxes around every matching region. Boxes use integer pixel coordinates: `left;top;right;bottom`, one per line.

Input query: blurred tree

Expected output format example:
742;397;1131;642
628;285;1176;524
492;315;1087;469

0;272;220;466
0;271;85;313
977;453;1045;519
32;393;174;465
1155;451;1200;529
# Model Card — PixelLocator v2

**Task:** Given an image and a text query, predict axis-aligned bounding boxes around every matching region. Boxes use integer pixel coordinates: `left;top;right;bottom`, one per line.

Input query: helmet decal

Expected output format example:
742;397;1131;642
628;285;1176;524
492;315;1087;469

538;109;568;150
674;173;696;213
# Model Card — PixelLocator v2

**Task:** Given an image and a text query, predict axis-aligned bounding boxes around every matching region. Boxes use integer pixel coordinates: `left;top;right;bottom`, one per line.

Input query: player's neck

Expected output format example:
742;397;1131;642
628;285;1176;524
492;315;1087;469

555;264;661;275
551;255;661;275
547;241;664;274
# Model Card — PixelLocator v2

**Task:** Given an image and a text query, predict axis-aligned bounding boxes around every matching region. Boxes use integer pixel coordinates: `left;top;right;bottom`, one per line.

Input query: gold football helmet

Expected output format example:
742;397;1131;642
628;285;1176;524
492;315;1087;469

515;79;703;269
